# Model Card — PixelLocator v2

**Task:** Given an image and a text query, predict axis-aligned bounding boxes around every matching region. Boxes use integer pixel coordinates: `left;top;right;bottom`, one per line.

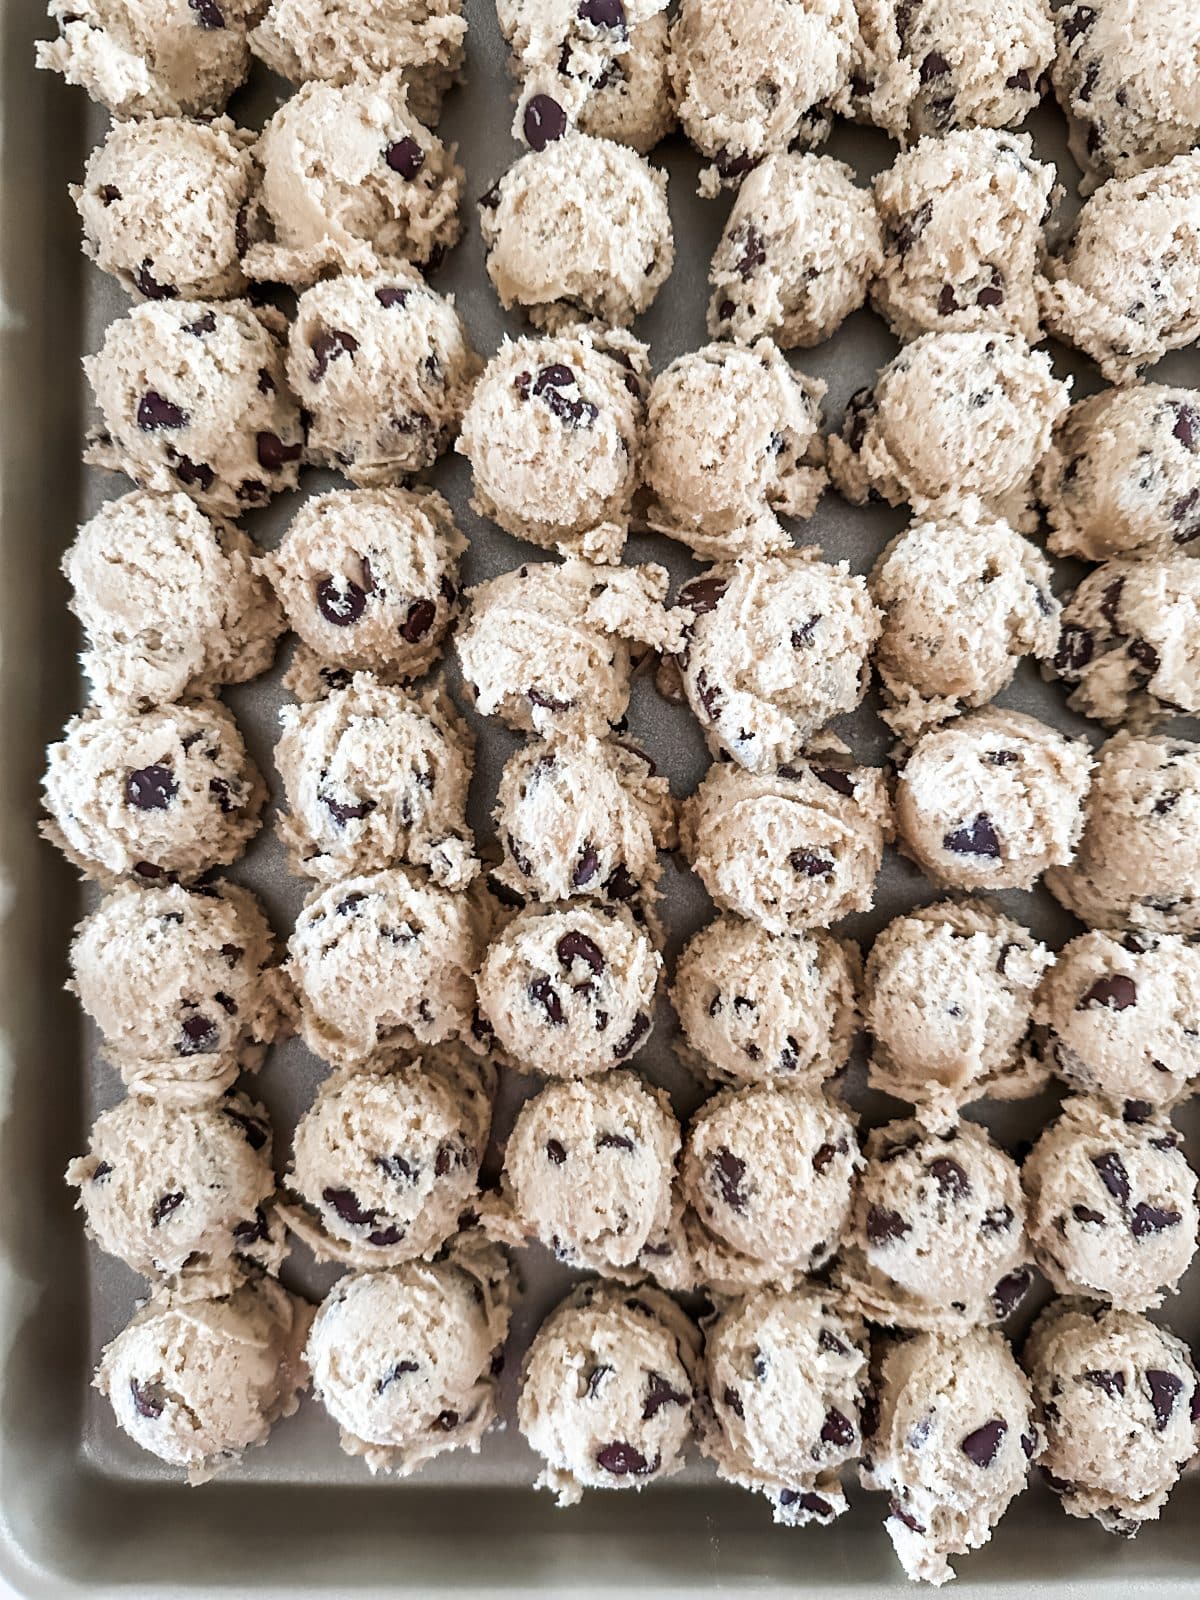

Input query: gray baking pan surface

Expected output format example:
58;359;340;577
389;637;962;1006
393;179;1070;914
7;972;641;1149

1;0;1198;1593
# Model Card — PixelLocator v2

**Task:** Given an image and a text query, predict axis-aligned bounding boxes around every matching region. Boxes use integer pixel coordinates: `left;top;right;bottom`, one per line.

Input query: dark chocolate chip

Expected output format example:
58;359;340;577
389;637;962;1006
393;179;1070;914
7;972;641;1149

188;0;225;27
385;137;424;178
961;1418;1007;1468
1080;974;1138;1010
133;260;176;301
1130;1203;1182;1237
1145;1369;1183;1430
821;1408;855;1448
712;1146;749;1211
523;94;568;150
1091;1151;1130;1203
1085;1369;1125;1399
1055;624;1094;676
991;1268;1032;1317
528;976;565;1025
137;391;187;430
376;1359;419;1393
316;576;366;627
612;1011;650;1058
401;597;437;643
943;814;1000;858
130;1378;165;1419
557;931;605;974
596;1441;656;1476
642;1371;687;1419
151;1191;184;1226
928;1157;970;1200
125;764;178;811
866;1205;910;1245
256;431;301;472
309;328;359;382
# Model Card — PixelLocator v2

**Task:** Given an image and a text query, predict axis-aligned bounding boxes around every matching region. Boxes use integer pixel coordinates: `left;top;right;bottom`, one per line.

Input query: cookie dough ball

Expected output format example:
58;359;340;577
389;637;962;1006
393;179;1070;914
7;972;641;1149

479;133;673;328
1035;929;1200;1109
1024;1097;1198;1312
70;881;287;1101
699;1287;867;1527
668;0;857;193
492;734;675;906
862;1327;1037;1586
707;153;880;348
672;915;859;1089
262;486;465;693
871;129;1056;342
306;1240;512;1474
245;74;462;288
454;558;684;737
287;868;487;1067
41;699;265;886
37;0;257;118
1046;733;1200;933
837;1120;1033;1331
869;500;1059;741
73;117;255;303
84;300;301;518
895;709;1092;892
676;552;878;772
1050;559;1200;728
490;1071;680;1273
64;491;281;712
1040;153;1200;385
643;341;827;561
66;1090;284;1281
457;325;648;563
828;331;1069;529
515;15;675;153
476;902;661;1076
680;748;891;935
1052;0;1200;193
94;1275;310;1484
864;899;1051;1114
288;269;479;485
284;1048;492;1266
1037;385;1200;562
1025;1298;1200;1534
275;675;476;889
250;0;466;122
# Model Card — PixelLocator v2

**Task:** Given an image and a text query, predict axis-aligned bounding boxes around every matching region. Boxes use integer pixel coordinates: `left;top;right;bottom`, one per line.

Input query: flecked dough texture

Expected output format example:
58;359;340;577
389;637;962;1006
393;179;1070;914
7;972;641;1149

456;325;648;563
511;15;675;155
63;490;283;711
895;708;1092;892
518;1279;700;1505
643;340;827;561
864;899;1051;1115
41;699;265;886
480;133;673;329
84;300;303;519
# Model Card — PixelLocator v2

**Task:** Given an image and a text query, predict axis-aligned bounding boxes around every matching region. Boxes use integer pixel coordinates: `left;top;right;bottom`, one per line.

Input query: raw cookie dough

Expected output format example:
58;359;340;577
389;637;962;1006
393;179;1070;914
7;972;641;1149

680;746;891;934
84;300;302;519
283;1048;493;1266
491;734;675;906
864;899;1052;1113
479;133;673;328
41;699;265;886
454;558;684;737
250;0;466;124
261;485;465;693
1038;152;1200;385
642;341;827;561
456;325;648;563
245;74;462;286
699;1286;868;1527
512;15;675;154
836;1119;1033;1331
288;268;479;485
37;0;258;118
518;1279;700;1505
64;490;282;711
870;129;1056;342
869;499;1059;741
95;1275;311;1484
828;330;1069;530
1025;1298;1200;1534
73;117;255;302
668;0;857;193
66;1090;285;1280
70;880;288;1102
894;708;1092;892
1049;558;1200;728
862;1326;1038;1587
1052;0;1200;193
680;1083;860;1293
671;915;860;1089
1045;732;1200;933
475;901;661;1076
305;1238;512;1474
1023;1097;1198;1312
675;552;879;772
1036;385;1200;562
487;1071;680;1273
1034;928;1200;1110
287;867;488;1067
275;674;477;888
707;152;881;348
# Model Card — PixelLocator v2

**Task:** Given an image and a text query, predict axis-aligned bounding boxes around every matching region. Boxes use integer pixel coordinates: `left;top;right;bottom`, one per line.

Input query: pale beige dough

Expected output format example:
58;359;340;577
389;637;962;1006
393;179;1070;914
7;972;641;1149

512;16;675;154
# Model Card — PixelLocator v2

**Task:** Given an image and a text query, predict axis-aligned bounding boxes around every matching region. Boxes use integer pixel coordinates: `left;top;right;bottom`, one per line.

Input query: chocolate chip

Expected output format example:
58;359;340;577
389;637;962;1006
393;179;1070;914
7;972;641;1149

1055;624;1094;675
133;260;176;301
376;1359;419;1393
1145;1369;1183;1430
533;363;599;427
384;137;424;179
524;94;567;150
99;184;120;205
642;1372;687;1419
1172;402;1198;451
937;282;959;316
175;1014;216;1056
92;1161;113;1182
316;576;366;627
129;1379;165;1419
790;850;834;878
981;1205;1014;1233
1099;577;1126;630
1130;1203;1182;1237
820;1408;855;1447
888;1499;925;1534
125;764;177;811
188;0;225;27
151;1191;184;1226
928;1157;970;1200
1085;1369;1125;1399
528;976;564;1025
309;328;359;382
1128;638;1160;676
919;50;950;81
435;1409;459;1431
584;1364;612;1398
185;311;216;337
1091;1151;1130;1203
1072;1204;1105;1225
137;391;187;430
812;1142;839;1174
786;1490;833;1517
324;793;375;827
1021;1431;1037;1458
943;814;1000;858
712;1146;748;1211
715;148;755;181
812;766;855;796
527;686;573;713
597;1132;635;1154
991;1268;1031;1317
613;1011;650;1058
961;1418;1007;1468
890;200;932;258
1005;68;1031;91
557;931;605;974
401;597;437;643
790;614;821;647
256;431;301;472
578;0;625;24
208;777;236;815
173;455;214;491
734;223;766;280
866;1205;910;1245
572;845;600;887
596;1441;656;1476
